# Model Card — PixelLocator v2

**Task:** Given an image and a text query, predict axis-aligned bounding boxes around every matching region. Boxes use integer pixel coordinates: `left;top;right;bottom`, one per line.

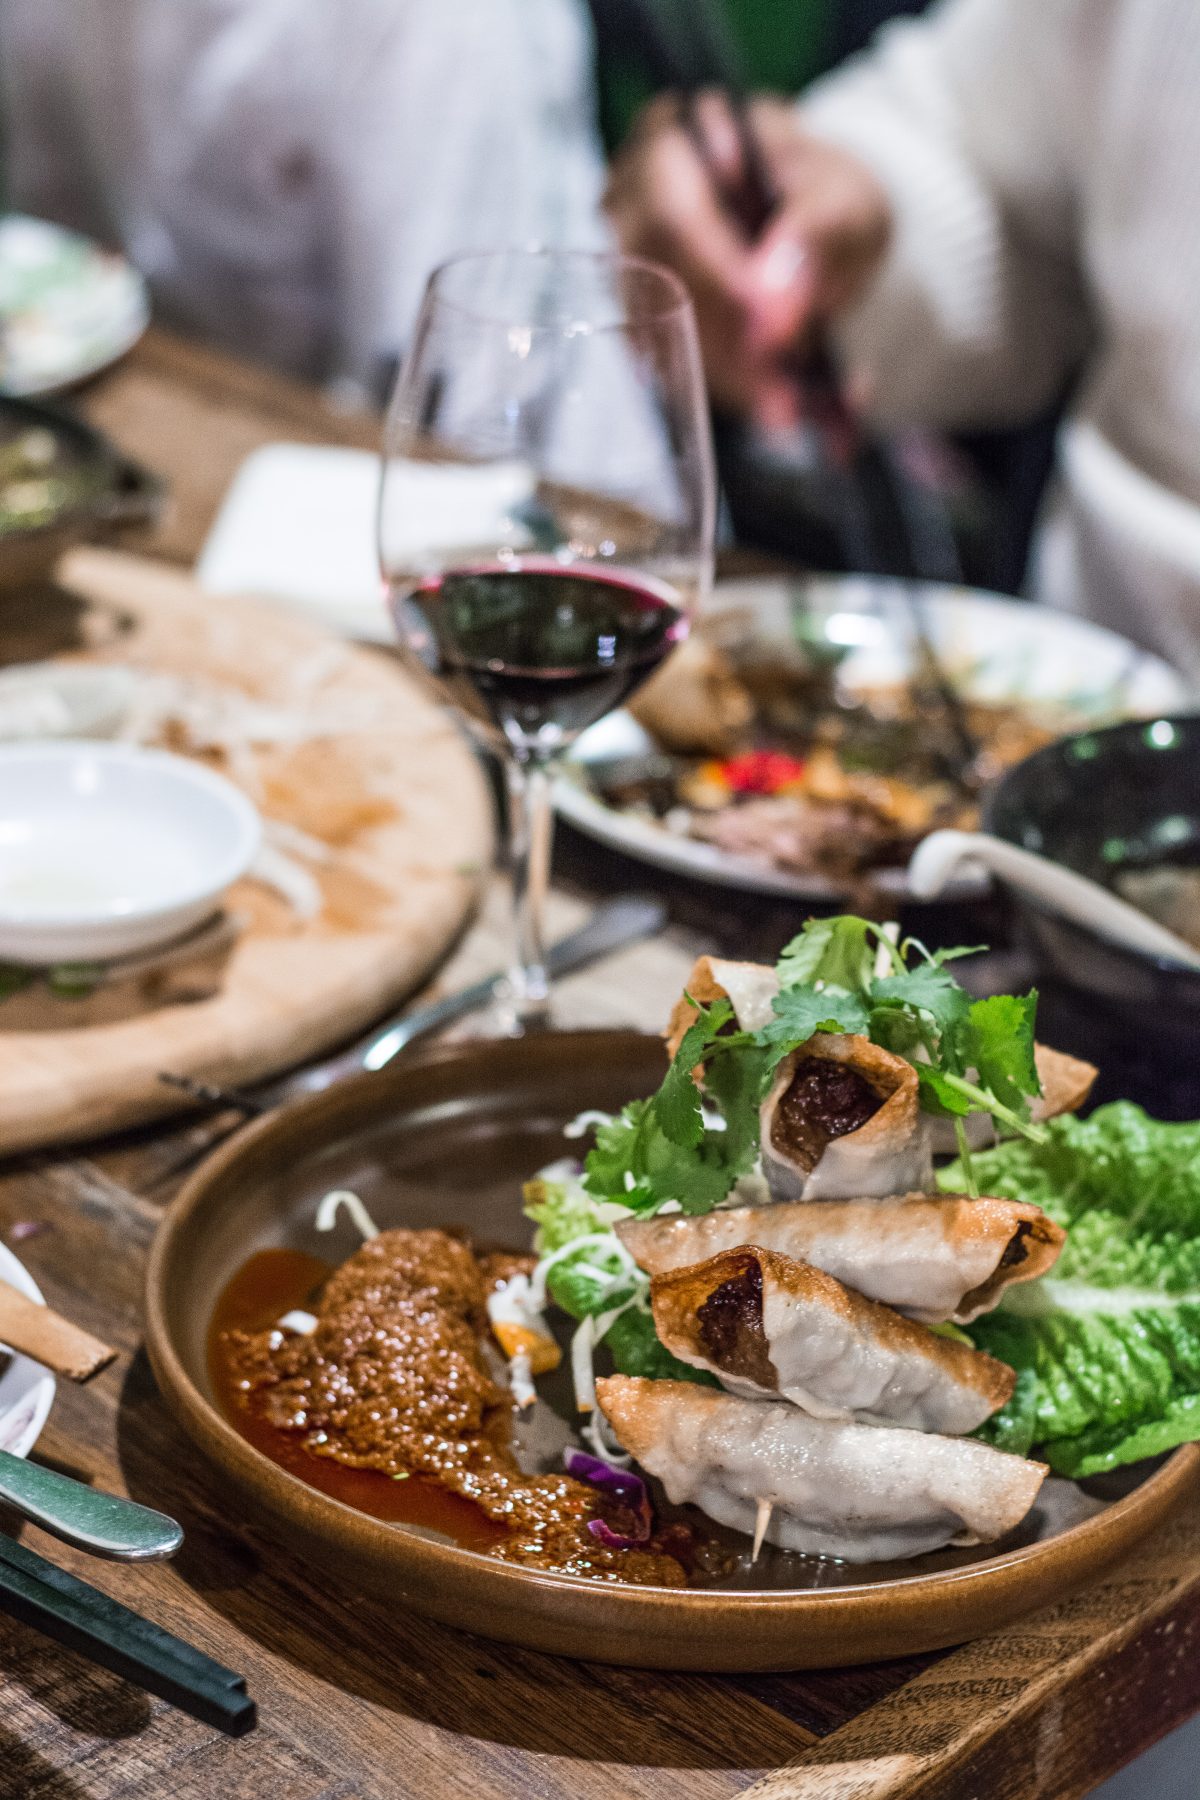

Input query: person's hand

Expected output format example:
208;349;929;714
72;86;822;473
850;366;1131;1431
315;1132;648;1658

605;93;892;426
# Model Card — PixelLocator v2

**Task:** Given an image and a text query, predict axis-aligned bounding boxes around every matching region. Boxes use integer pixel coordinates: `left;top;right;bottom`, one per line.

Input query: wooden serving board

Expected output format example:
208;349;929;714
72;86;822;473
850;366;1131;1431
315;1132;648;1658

0;549;493;1154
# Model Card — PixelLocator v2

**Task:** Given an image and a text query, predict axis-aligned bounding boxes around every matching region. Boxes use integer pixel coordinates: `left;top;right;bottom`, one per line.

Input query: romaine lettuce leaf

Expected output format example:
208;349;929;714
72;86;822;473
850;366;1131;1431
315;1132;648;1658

945;1104;1200;1474
603;1307;715;1385
524;1174;617;1253
1044;1392;1200;1479
544;1252;636;1322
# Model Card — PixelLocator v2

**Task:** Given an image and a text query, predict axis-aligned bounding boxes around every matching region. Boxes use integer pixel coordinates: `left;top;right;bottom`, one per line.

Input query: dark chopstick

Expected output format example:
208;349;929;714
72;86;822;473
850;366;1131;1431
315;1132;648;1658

678;85;981;788
0;1533;256;1736
596;0;980;779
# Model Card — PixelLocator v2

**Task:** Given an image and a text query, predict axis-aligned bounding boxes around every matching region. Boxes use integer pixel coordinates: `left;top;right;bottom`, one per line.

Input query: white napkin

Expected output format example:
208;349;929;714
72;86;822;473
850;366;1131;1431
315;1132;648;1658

197;443;534;642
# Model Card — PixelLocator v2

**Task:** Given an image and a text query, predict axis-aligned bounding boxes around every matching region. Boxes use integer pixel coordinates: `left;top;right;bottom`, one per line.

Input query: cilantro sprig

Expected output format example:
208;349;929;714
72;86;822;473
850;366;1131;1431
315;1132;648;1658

581;915;1046;1218
583;999;771;1215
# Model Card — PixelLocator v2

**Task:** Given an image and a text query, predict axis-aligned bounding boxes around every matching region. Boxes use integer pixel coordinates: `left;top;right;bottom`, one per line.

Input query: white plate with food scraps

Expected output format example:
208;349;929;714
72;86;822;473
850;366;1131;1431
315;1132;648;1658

0;1241;55;1458
0;662;140;742
554;576;1192;902
0;741;262;964
0;215;150;398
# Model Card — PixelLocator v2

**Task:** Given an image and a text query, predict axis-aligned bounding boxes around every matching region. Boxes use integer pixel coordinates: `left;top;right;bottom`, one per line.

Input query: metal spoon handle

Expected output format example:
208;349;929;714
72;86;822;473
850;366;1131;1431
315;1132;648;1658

0;1449;183;1562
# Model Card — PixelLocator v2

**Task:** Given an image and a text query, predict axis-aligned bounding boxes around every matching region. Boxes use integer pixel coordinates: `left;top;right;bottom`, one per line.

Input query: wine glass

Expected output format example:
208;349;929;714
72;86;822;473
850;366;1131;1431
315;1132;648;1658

379;248;715;1025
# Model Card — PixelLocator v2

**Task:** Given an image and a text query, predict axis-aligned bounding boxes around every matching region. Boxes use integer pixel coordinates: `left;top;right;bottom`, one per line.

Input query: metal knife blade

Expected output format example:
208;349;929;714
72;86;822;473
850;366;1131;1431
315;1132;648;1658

160;893;667;1116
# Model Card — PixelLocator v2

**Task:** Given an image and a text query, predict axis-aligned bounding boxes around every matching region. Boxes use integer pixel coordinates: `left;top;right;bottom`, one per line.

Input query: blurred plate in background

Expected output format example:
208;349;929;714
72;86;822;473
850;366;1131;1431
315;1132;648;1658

555;575;1190;902
0;215;150;397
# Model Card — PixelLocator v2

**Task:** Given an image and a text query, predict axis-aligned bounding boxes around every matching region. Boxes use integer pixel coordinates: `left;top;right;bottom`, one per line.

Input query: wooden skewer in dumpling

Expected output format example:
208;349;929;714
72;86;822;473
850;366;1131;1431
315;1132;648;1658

597;1376;1047;1564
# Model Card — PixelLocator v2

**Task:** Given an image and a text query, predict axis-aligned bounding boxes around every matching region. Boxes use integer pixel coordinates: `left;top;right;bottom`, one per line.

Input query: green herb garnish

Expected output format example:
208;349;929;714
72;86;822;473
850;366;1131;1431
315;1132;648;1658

581;916;1045;1215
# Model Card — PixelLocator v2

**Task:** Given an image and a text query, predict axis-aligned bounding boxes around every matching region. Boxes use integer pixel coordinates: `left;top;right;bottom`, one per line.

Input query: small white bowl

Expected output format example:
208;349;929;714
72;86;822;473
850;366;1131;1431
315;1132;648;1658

0;741;261;965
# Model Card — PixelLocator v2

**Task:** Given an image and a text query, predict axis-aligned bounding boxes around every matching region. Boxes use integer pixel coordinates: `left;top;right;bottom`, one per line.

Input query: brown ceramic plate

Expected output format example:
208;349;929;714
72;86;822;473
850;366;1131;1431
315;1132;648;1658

144;1030;1200;1671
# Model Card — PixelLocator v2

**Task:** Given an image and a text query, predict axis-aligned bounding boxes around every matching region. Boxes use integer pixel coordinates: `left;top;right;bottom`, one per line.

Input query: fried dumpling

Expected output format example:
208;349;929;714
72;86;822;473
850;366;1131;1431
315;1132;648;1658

664;955;779;1058
597;1376;1047;1562
617;1193;1065;1324
759;1033;933;1201
649;1246;1015;1433
666;957;1097;1161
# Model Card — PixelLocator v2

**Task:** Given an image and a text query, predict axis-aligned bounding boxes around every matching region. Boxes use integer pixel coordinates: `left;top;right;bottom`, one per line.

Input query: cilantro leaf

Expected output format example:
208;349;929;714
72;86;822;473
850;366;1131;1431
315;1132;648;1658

775;916;879;994
641;1113;742;1213
870;962;971;1052
915;1063;973;1118
583;1101;650;1200
867;1004;928;1062
755;985;871;1051
702;1039;773;1179
581;1010;764;1217
656;998;735;1148
962;992;1042;1116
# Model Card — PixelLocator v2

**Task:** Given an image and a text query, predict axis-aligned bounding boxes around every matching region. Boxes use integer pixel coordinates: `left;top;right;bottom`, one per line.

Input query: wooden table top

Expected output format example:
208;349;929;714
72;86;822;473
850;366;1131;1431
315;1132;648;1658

0;326;1196;1800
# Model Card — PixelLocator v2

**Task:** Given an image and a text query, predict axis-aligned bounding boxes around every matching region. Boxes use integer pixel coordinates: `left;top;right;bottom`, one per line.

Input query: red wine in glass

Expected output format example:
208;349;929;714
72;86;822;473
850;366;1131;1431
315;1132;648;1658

392;558;689;749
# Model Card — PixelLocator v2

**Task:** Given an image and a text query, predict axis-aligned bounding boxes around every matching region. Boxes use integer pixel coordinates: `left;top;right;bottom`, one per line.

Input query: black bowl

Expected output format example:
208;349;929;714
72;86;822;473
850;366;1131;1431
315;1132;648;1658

985;713;1200;1051
0;395;163;589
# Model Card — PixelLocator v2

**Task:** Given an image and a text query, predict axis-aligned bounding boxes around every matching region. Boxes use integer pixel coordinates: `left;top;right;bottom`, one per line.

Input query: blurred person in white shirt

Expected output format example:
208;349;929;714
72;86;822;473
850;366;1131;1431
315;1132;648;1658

606;0;1200;681
0;0;610;396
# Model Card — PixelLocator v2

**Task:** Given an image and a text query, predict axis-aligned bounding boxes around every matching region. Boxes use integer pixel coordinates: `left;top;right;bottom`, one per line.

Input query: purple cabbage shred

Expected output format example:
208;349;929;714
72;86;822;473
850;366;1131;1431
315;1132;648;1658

565;1448;652;1547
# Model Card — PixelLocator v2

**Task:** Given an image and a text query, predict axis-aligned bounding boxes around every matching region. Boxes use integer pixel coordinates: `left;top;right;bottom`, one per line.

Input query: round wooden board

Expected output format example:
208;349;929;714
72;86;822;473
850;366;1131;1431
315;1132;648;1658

0;548;493;1154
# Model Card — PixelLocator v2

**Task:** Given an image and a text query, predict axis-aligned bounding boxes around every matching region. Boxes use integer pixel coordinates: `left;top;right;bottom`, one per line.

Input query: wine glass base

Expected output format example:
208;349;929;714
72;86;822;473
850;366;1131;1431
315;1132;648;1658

491;973;552;1036
437;978;553;1045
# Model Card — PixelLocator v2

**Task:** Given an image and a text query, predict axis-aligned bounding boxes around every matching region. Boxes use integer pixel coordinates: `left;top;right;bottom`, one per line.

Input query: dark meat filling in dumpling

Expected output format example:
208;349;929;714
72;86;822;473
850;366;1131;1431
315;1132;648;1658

769;1058;884;1172
696;1261;774;1389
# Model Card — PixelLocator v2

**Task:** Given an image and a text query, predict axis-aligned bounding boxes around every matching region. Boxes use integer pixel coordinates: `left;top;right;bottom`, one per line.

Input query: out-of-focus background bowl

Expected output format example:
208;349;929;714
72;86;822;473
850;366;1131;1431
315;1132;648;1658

0;395;162;591
986;713;1200;1038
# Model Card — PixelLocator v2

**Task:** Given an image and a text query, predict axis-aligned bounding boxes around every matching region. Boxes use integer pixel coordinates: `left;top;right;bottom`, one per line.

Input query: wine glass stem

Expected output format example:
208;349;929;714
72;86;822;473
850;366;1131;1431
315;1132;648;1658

505;754;554;1026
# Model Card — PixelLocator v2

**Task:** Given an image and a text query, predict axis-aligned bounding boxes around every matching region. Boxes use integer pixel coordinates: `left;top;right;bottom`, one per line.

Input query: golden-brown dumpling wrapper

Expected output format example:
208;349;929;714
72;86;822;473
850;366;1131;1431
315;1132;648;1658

597;1376;1047;1562
760;1033;933;1201
650;1245;1014;1431
618;1192;1066;1324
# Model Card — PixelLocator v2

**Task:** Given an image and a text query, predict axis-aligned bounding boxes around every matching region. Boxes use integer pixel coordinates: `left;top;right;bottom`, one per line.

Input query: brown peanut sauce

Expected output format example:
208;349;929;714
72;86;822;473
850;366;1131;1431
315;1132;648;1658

209;1247;504;1549
771;1058;883;1171
209;1234;692;1585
